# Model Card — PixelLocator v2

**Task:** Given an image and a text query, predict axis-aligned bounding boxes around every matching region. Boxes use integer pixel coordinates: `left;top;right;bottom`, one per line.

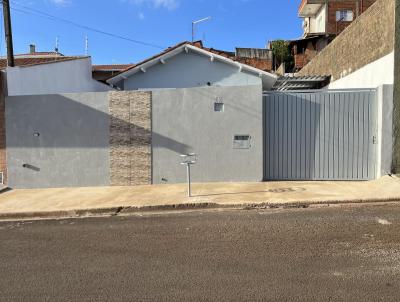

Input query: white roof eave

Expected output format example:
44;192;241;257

107;44;277;86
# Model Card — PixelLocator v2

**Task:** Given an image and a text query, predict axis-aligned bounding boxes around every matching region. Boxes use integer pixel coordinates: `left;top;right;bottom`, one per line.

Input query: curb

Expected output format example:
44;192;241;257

0;207;124;220
0;197;400;221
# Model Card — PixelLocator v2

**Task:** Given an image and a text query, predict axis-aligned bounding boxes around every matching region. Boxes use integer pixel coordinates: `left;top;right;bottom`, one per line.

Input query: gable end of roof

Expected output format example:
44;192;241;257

107;43;277;86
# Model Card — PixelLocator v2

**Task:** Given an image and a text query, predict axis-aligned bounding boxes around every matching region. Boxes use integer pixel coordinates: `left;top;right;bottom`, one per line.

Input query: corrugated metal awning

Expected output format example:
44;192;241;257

271;75;331;91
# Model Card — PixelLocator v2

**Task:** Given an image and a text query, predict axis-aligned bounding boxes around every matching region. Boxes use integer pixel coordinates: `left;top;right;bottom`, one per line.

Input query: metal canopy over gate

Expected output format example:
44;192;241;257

263;89;378;180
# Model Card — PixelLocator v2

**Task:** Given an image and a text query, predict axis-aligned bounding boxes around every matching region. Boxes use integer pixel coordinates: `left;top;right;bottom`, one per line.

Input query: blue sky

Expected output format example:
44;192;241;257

3;0;303;64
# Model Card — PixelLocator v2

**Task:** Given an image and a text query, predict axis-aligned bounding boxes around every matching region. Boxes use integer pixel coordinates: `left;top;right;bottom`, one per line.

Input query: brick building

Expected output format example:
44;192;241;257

291;0;377;71
191;41;274;73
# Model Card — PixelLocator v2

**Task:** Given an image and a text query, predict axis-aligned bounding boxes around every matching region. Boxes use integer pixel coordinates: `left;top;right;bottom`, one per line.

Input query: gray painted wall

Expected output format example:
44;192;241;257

123;51;262;90
151;85;263;184
6;92;110;188
377;85;394;176
5;57;112;96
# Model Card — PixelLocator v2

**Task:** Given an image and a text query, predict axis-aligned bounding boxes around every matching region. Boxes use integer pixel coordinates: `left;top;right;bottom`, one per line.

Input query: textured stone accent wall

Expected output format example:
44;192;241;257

299;0;395;81
109;91;151;186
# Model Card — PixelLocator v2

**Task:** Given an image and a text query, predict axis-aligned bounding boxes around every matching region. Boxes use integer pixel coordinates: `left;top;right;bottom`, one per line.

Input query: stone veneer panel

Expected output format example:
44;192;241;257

109;91;151;186
299;0;395;81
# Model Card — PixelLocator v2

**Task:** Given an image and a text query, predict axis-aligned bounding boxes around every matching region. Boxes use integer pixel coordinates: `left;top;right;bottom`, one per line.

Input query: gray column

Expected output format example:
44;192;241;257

393;0;400;173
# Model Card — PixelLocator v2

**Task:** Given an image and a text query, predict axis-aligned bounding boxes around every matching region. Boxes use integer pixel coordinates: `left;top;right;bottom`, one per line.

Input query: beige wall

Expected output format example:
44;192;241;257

299;0;395;82
109;91;151;186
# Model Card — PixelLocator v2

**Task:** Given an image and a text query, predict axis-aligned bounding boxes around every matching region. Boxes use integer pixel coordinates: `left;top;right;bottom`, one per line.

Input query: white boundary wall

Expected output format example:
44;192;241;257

328;52;394;89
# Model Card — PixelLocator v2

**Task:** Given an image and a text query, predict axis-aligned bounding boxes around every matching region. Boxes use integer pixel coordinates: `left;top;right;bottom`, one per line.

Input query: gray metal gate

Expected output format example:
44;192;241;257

263;89;378;180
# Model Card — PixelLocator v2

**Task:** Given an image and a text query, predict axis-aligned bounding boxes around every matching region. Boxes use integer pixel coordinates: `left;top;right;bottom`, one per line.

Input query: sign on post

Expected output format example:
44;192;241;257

180;153;197;197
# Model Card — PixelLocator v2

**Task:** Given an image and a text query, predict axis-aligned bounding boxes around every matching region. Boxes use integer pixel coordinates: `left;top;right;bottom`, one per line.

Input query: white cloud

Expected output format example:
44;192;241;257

49;0;70;6
127;0;179;10
138;12;145;20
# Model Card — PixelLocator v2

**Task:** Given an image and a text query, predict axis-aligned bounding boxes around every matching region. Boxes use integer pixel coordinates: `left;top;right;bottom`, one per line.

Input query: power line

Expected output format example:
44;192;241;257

7;1;165;50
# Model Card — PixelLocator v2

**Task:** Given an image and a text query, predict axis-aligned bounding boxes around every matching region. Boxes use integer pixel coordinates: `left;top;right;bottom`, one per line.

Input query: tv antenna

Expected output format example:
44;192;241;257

192;17;211;42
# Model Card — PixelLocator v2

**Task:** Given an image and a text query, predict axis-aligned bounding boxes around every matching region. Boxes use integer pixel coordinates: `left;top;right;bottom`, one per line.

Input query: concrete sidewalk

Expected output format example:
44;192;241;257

0;176;400;219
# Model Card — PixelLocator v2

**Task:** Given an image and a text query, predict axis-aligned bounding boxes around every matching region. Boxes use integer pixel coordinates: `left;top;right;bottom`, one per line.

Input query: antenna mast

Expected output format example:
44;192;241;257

55;36;59;53
191;17;211;43
85;35;88;55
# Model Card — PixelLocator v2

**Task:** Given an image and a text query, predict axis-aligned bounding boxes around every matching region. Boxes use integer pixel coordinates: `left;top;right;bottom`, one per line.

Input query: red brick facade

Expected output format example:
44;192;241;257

299;0;394;81
234;57;273;72
291;36;332;71
327;0;377;35
293;0;378;71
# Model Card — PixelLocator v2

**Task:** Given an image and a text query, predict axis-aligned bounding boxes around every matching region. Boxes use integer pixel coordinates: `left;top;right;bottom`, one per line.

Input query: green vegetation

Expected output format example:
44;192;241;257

271;40;294;71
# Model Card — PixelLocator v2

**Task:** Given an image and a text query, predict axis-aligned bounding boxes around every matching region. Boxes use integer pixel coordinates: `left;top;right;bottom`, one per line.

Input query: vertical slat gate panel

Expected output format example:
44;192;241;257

300;96;306;179
296;98;302;179
338;93;345;179
353;93;360;179
287;95;293;179
263;89;377;181
282;94;289;179
319;94;326;179
343;94;350;179
279;94;284;179
273;96;279;178
305;94;312;179
310;93;316;179
263;95;269;180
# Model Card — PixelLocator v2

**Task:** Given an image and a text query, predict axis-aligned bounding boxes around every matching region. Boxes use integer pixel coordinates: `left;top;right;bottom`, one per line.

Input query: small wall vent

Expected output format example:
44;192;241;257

214;102;224;112
233;135;251;149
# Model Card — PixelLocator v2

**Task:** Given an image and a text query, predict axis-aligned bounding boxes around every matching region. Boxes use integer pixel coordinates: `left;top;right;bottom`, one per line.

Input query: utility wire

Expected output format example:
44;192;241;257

7;1;165;50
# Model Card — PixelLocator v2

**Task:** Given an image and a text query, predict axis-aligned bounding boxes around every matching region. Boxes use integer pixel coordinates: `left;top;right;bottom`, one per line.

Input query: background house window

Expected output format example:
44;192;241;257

336;10;353;22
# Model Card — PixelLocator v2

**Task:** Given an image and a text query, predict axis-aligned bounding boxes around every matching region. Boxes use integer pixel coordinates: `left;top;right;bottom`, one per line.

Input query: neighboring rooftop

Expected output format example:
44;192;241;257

92;64;135;71
0;56;88;70
0;44;86;70
92;64;136;83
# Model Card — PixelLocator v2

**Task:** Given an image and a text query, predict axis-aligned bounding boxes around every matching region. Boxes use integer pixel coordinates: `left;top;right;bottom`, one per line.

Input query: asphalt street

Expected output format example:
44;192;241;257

1;204;400;301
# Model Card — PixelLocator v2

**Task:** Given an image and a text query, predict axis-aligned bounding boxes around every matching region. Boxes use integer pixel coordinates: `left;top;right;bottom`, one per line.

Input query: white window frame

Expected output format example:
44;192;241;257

336;10;353;22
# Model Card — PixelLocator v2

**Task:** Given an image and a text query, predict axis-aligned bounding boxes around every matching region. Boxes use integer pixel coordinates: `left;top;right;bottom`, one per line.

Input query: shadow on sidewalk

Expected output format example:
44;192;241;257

193;187;306;197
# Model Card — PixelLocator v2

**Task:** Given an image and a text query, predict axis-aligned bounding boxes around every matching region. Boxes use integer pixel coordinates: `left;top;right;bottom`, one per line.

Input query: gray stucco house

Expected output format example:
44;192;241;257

0;42;278;189
107;42;277;91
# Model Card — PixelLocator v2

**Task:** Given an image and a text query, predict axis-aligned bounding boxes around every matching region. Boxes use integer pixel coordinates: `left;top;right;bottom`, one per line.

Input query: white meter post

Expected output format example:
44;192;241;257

180;153;197;197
